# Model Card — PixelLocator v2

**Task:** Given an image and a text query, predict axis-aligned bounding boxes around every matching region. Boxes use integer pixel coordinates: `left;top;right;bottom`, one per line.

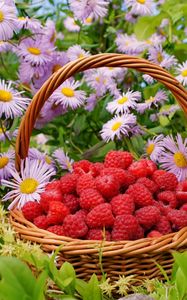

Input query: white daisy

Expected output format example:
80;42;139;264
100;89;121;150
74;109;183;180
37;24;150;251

51;79;86;110
1;158;55;210
126;0;154;16
0;2;17;41
136;90;167;114
0;150;15;180
100;113;136;142
53;149;74;172
106;90;141;114
0;80;30;119
67;44;90;61
28;148;56;173
145;135;164;162
176;61;187;86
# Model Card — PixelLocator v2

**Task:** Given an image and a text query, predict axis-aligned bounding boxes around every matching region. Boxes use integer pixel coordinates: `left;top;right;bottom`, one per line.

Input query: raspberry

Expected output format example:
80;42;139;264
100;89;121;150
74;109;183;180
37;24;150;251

100;168;135;187
104;150;133;169
136;177;158;194
144;159;157;176
76;174;96;195
40;189;63;213
73;160;92;174
128;160;148;178
157;191;177;209
47;225;65;236
147;231;162;238
75;209;87;220
112;215;139;240
176;181;187;204
22;201;43;222
111;227;129;241
153;200;172;216
86;203;114;228
63;194;79;213
45;180;61;191
90;163;104;177
63;214;88;238
135;206;161;230
154;216;172;234
111;194;135;216
87;229;111;241
95;174;120;198
46;202;69;225
34;215;48;229
151;170;166;182
180;204;187;212
80;188;105;210
167;209;187;230
134;225;144;239
60;173;78;194
153;172;178;191
126;183;154;207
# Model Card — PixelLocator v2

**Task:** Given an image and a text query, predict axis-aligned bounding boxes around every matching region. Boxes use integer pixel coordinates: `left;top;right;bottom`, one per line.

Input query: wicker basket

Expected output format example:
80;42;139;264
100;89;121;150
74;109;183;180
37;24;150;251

10;53;187;283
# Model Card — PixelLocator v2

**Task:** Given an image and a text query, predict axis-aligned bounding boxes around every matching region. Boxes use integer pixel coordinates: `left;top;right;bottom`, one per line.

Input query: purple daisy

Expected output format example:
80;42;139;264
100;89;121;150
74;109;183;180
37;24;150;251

64;16;80;32
2;158;55;209
126;0;154;16
67;45;90;61
0;40;11;52
28;148;56;174
0;2;17;41
85;93;98;111
16;16;42;33
145;134;164;162
158;134;187;181
115;33;145;55
176;61;187;86
148;45;177;69
53;149;74;172
143;74;155;84
100;113;136;142
136;90;167;114
0;150;15;181
34;133;49;145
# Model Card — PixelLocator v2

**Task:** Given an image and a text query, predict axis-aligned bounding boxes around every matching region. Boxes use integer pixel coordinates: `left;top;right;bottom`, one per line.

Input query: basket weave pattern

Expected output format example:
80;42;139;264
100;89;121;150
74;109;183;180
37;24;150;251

10;53;187;282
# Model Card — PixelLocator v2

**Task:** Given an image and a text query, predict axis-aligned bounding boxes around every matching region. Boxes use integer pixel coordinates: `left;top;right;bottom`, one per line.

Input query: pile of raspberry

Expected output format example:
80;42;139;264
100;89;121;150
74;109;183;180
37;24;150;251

21;150;187;241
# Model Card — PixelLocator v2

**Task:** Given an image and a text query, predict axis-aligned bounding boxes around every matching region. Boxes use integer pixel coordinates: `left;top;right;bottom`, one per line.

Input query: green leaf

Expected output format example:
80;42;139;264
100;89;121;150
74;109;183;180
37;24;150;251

173;252;187;280
82;274;102;300
75;278;88;297
0;257;36;300
33;271;48;300
59;262;76;294
175;268;187;300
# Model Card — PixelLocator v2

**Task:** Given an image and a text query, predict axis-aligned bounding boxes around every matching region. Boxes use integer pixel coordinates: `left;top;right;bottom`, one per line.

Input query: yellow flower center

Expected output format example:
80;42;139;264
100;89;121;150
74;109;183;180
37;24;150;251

146;39;153;45
0;157;9;169
27;47;41;55
0;90;12;102
111;122;122;131
146;143;155;155
52;64;62;73
146;96;154;103
0;125;6;134
173;152;187;168
137;0;145;4
117;96;128;104
85;17;92;24
18;17;26;20
20;178;39;194
61;87;74;97
157;52;163;63
78;53;84;58
181;69;187;77
0;11;4;23
45;156;52;164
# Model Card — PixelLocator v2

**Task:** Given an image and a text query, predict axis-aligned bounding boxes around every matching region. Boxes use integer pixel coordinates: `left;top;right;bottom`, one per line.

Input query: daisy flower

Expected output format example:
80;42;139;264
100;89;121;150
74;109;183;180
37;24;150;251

0;150;15;181
0;2;17;41
43;20;56;45
100;113;136;142
85;93;98;111
143;74;155;84
143;33;166;50
83;14;94;25
51;80;86;110
53;149;74;172
16;16;42;33
0;80;30;119
158;134;187;181
115;33;144;55
1;158;55;210
64;16;80;32
125;0;154;16
176;61;187;86
28;148;56;173
69;0;109;21
34;133;49;145
148;45;177;69
106;90;141;114
67;45;90;61
145;135;164;162
16;37;53;66
136;90;167;114
19;61;50;85
0;40;11;52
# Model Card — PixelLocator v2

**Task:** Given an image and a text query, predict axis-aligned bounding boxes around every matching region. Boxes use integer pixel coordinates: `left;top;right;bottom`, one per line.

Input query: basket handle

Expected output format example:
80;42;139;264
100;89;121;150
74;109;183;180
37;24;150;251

15;53;187;169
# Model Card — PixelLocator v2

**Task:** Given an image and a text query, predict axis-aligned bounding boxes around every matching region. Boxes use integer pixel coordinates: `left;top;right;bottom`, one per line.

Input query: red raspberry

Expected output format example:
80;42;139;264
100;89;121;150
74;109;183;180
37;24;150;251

180;204;187;212
144;159;157;176
147;231;162;238
152;170;166;182
167;209;187;230
63;194;79;213
153;172;178;191
80;188;105;211
22;201;43;222
154;215;172;234
176;181;187;205
46;202;69;225
76;174;96;195
90;163;104;177
47;225;65;236
104;151;133;169
40;189;63;213
34;215;48;229
134;225;144;239
126;183;154;207
112;215;139;240
86;203;114;228
87;229;111;241
75;209;87;220
136;177;158;194
73;160;92;174
111;194;135;216
100;168;135;187
128;160;148;178
111;227;129;241
157;191;177;209
60;173;78;194
45;180;61;191
95;174;120;198
63;214;88;238
135;206;161;230
153;200;172;216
